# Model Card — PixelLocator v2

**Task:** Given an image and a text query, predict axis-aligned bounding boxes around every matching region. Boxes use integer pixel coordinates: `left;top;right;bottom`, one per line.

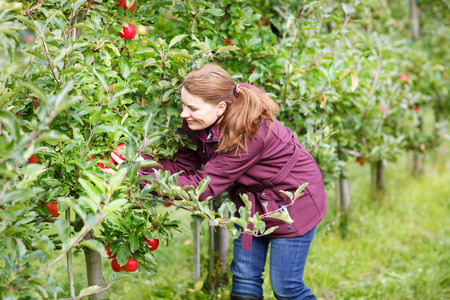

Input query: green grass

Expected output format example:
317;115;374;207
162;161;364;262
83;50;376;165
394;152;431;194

50;153;450;300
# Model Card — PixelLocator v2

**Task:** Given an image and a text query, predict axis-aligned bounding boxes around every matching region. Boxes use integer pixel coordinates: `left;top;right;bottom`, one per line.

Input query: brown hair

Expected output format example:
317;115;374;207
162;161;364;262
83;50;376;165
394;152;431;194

182;64;279;153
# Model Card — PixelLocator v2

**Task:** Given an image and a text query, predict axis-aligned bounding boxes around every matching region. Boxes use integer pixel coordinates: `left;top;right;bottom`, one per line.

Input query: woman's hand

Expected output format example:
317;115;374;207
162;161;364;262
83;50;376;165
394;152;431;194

101;152;124;174
101;152;144;174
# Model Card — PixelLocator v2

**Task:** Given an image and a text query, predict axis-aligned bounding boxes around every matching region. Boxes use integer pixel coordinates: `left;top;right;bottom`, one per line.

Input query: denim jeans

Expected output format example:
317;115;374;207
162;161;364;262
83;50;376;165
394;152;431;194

230;225;318;300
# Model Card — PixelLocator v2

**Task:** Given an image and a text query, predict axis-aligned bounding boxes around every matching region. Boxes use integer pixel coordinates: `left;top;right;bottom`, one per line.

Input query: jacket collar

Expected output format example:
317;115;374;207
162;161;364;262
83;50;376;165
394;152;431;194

198;116;222;142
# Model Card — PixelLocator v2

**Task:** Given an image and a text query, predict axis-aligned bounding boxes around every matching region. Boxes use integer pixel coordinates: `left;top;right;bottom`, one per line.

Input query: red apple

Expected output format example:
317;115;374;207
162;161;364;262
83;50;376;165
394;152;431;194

39;0;43;3
116;0;137;12
119;24;136;40
111;258;123;272
377;105;388;112
398;74;408;85
356;157;364;166
103;84;113;93
24;36;35;44
144;238;159;251
34;98;40;109
28;155;39;164
413;105;420;112
224;39;234;46
105;245;115;259
45;202;60;217
123;258;139;272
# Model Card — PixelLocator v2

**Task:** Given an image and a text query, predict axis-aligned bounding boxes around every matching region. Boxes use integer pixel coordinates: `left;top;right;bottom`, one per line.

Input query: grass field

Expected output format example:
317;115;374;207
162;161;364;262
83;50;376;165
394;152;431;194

51;151;449;300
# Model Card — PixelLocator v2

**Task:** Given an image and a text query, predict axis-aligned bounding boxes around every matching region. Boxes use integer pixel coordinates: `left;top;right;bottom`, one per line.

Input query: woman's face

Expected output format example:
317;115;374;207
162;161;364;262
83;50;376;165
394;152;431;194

180;87;226;131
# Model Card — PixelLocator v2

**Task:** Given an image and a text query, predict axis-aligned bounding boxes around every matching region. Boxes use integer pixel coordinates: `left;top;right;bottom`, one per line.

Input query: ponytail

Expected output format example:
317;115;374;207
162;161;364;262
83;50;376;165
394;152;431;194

218;85;279;153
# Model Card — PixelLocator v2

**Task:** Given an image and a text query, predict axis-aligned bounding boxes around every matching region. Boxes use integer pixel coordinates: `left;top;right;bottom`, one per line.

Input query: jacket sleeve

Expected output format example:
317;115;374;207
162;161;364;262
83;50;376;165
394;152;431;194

176;135;265;201
138;147;203;187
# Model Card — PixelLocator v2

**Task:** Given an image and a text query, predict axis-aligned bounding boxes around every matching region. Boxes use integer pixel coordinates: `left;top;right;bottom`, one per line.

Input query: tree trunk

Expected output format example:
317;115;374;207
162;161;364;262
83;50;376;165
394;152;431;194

193;220;201;287
412;118;424;176
336;168;351;212
410;0;419;41
84;231;103;299
371;160;386;199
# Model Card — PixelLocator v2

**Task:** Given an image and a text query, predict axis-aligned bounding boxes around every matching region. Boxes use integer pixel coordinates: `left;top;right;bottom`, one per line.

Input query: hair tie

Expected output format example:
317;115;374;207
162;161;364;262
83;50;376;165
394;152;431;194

233;84;240;96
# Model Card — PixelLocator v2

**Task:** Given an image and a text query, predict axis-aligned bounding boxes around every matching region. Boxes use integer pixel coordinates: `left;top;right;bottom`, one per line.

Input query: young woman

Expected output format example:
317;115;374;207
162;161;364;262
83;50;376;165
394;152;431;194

138;64;327;300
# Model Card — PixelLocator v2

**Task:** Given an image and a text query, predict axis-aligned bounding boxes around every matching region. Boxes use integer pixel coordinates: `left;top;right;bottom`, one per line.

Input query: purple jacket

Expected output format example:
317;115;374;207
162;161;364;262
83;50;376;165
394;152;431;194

139;116;327;249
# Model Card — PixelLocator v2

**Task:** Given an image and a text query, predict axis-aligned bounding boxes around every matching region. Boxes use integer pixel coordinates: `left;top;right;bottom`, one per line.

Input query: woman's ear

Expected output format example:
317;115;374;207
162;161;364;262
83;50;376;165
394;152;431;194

217;101;227;116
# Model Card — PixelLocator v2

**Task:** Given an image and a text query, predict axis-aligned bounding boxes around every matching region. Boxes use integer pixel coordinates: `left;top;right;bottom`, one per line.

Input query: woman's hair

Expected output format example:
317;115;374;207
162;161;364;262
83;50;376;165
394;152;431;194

182;64;279;153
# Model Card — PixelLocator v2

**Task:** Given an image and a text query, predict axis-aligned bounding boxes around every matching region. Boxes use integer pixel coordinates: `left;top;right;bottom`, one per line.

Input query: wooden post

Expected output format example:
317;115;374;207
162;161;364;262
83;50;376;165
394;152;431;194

84;231;103;299
371;160;386;199
206;193;230;291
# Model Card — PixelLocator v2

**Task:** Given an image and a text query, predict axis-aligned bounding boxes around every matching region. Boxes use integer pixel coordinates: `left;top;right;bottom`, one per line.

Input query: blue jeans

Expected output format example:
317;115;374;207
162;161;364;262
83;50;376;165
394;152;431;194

231;226;317;300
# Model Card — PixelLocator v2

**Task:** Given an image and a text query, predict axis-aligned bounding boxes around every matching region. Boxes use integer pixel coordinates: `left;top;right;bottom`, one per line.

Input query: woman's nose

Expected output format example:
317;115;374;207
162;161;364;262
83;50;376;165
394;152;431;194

180;108;189;118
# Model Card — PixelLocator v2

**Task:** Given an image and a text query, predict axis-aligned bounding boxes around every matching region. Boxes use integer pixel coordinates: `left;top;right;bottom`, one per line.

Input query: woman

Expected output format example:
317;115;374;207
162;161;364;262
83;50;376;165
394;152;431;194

138;64;327;300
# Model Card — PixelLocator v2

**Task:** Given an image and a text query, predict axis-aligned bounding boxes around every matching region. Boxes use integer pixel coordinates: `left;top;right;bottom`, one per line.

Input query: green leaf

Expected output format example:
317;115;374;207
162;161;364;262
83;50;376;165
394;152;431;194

265;211;294;224
169;34;188;49
80;239;107;257
79;178;101;203
84;172;107;194
79;286;102;297
196;177;211;196
216;46;239;53
117;246;130;266
129;235;140;252
15;15;37;31
350;71;359;92
142;113;155;137
54;218;69;241
92;67;109;91
248;72;264;84
93;124;116;134
103;199;128;213
119;55;131;79
37;131;71;145
294;183;309;200
205;8;225;17
139;160;161;168
229;216;247;229
109;168;127;191
240;193;251;211
54;80;74;113
342;3;353;15
0;109;20;141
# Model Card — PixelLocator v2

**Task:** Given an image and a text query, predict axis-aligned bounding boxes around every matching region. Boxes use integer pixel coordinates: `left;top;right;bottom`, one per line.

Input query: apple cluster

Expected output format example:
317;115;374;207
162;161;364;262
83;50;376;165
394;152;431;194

105;238;159;272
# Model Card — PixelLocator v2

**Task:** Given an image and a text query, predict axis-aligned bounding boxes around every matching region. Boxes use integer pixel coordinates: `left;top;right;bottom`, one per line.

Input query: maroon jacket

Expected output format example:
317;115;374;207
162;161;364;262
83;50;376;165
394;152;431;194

139;116;327;249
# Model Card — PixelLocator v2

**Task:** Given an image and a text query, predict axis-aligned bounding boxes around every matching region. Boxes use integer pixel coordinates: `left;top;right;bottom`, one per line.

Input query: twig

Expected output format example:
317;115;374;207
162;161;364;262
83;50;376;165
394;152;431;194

66;209;76;297
81;119;100;158
368;51;383;99
338;147;363;158
37;212;105;274
59;281;115;300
